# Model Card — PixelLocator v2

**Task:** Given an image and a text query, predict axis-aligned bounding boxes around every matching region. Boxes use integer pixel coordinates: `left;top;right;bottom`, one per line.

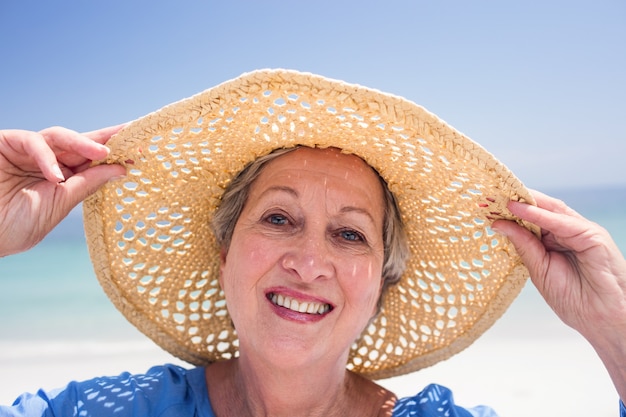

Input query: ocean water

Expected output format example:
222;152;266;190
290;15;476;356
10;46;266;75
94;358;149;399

0;225;142;341
1;186;625;343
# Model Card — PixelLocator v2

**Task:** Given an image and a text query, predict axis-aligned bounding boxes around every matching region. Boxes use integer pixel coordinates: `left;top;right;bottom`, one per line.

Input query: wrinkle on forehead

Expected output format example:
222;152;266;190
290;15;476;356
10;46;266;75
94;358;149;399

254;147;385;228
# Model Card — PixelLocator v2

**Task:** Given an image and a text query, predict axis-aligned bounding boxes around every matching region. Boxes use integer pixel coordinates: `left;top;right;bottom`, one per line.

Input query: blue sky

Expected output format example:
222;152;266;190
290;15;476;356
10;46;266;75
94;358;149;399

1;0;624;190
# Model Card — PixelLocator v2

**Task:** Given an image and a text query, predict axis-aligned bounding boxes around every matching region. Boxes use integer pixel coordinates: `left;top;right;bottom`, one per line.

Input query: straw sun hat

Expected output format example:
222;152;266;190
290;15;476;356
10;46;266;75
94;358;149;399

83;69;538;380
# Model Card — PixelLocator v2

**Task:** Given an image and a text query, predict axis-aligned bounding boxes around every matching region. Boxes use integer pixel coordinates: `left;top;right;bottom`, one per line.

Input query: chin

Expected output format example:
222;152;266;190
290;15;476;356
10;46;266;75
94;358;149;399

241;334;350;373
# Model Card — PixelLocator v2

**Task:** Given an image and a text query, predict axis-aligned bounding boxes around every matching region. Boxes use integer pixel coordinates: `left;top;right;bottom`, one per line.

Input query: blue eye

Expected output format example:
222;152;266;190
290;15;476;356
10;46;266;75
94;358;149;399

340;230;363;242
267;214;288;225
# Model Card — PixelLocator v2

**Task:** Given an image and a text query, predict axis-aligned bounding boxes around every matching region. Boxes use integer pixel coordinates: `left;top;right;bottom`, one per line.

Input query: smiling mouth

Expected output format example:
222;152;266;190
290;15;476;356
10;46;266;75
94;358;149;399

267;293;333;315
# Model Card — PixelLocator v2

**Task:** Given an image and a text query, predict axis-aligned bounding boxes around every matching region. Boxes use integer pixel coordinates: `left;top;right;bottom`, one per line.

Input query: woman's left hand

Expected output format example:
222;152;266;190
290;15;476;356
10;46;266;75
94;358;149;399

492;190;626;400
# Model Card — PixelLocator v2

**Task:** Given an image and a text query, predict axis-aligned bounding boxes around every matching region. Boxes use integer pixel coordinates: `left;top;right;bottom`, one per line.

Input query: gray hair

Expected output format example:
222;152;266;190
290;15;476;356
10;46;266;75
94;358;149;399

211;146;409;310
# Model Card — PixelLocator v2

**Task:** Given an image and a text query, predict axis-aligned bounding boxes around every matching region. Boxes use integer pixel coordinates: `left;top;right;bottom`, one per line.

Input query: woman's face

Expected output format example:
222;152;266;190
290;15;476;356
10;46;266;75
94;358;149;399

219;147;386;371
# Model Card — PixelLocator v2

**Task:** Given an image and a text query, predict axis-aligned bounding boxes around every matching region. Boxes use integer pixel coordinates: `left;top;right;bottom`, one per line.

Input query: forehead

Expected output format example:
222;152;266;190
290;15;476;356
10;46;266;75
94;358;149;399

250;146;386;210
261;146;379;182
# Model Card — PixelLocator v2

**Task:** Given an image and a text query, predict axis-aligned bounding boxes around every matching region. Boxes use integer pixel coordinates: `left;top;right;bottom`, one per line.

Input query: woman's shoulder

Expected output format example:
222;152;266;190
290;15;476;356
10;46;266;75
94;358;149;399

4;364;213;417
393;384;499;417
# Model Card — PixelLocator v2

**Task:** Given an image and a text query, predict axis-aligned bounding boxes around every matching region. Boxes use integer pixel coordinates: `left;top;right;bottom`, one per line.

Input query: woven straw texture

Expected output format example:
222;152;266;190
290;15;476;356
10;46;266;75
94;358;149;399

83;69;538;380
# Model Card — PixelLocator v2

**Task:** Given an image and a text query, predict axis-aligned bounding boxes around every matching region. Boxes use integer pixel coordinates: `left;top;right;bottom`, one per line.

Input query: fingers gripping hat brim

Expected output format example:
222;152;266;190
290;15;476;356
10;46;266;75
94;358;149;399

83;69;538;380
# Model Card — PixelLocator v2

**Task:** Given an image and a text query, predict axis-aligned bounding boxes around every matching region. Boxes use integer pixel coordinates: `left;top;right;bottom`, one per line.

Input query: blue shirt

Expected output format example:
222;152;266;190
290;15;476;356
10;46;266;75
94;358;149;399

2;364;624;416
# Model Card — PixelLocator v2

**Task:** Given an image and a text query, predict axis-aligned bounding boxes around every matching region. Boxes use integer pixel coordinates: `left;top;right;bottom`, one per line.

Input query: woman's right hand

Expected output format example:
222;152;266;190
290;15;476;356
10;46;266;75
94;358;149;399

0;125;126;257
493;191;626;403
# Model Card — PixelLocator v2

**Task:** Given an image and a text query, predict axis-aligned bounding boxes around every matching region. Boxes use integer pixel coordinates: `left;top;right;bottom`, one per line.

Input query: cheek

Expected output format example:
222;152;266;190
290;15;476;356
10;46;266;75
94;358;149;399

220;236;277;303
342;259;383;311
222;235;269;278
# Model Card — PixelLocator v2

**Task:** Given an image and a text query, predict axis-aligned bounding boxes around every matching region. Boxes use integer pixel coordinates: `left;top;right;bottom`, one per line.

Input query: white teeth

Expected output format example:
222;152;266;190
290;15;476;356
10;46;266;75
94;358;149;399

269;293;331;315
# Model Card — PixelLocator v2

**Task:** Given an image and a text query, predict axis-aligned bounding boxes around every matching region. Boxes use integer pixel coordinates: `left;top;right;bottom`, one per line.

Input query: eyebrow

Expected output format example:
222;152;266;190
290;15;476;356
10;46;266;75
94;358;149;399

258;185;299;199
339;206;377;227
260;186;377;226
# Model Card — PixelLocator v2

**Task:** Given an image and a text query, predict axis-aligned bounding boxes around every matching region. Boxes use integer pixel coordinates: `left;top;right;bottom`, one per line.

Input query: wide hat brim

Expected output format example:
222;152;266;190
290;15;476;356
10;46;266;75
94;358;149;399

83;69;538;380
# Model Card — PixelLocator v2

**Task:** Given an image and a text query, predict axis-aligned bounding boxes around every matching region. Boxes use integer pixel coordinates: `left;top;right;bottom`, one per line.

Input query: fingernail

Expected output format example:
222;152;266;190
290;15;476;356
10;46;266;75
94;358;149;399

52;164;65;182
107;175;126;183
491;224;509;237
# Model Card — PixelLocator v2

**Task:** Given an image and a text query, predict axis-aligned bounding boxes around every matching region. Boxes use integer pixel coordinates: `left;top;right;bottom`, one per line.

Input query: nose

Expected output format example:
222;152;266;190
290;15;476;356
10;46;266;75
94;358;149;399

281;230;335;282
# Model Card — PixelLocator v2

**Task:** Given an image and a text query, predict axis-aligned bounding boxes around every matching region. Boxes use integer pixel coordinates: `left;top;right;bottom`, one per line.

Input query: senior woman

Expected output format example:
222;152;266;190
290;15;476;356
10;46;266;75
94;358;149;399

1;70;625;416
